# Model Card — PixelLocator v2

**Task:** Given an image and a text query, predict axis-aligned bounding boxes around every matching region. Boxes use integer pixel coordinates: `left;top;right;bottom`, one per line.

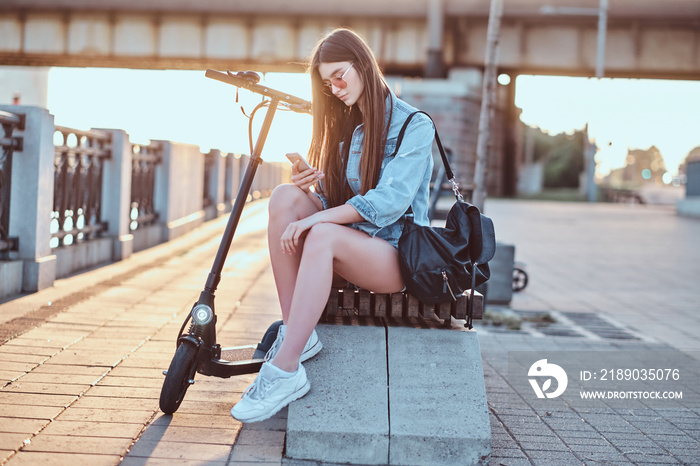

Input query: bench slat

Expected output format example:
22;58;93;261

374;293;387;318
454;294;467;319
327;288;339;317
342;288;355;313
422;302;434;320
407;295;420;318
324;288;483;324
438;301;451;320
390;293;403;318
358;289;371;316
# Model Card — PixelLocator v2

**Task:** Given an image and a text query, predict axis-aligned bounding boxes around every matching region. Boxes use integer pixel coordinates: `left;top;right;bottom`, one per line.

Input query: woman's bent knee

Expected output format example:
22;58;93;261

305;222;336;244
303;223;343;256
269;184;310;216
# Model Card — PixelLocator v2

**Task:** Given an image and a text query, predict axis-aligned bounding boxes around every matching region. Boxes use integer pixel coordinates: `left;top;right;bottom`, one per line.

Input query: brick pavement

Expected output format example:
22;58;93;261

0;200;285;465
1;199;699;465
480;333;700;466
480;200;700;466
484;200;700;354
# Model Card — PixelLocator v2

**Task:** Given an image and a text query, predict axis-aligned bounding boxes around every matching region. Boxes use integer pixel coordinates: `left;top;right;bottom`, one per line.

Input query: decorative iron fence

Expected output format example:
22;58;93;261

130;142;162;231
0;110;24;258
51;126;111;248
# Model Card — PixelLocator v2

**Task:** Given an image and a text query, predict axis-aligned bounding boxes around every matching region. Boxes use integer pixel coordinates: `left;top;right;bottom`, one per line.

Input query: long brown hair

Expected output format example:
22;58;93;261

307;28;391;208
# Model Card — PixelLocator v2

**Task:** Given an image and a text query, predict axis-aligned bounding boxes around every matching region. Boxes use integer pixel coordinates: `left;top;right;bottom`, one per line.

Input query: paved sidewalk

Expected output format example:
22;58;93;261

485;199;700;355
0;200;283;465
480;200;700;466
1;199;699;465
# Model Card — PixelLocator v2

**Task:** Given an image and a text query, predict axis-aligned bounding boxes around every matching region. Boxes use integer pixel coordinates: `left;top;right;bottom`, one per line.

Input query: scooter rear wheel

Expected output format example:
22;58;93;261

160;341;198;414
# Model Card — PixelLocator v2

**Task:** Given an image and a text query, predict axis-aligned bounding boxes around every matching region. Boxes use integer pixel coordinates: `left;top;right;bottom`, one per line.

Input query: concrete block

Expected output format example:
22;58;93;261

131;223;162;253
518;162;544;195
163;210;205;242
53;237;111;279
203;204;218;222
286;324;390;465
0;260;23;298
154;141;204;230
22;255;56;292
387;327;491;466
99;129;133;242
112;234;134;261
484;242;515;305
686;161;700;197
676;197;700;218
208;149;226;216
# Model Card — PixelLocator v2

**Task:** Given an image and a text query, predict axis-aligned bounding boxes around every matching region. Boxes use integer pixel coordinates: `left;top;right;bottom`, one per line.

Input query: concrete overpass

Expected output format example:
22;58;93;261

1;0;699;80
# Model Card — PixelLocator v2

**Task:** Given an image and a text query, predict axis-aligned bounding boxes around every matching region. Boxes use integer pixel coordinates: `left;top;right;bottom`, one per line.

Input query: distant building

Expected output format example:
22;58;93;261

604;146;667;187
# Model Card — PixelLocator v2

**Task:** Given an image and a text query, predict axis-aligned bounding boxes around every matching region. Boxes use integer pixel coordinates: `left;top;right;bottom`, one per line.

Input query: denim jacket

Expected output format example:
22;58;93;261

315;89;434;248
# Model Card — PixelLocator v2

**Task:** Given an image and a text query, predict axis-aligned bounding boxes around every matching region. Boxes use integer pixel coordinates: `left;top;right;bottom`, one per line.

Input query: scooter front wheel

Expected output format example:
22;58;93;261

160;341;198;414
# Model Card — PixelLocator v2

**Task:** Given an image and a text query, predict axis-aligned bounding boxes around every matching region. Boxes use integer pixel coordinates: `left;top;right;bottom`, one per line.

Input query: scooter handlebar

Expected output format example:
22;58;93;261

205;69;311;114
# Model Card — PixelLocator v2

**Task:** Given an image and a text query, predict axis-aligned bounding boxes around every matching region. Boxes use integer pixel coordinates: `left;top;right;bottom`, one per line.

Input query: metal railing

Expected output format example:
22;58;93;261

51;126;111;248
0;110;24;257
130;142;162;230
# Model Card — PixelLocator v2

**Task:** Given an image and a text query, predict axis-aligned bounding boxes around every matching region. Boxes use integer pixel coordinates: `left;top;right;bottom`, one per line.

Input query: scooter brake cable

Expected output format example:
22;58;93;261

247;100;271;155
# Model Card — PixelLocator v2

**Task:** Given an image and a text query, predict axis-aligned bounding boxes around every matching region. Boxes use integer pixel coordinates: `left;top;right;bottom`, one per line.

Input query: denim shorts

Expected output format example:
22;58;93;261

347;220;404;250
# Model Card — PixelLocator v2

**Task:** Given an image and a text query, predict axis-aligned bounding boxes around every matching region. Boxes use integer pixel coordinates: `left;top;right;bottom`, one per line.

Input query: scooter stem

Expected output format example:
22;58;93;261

204;97;281;295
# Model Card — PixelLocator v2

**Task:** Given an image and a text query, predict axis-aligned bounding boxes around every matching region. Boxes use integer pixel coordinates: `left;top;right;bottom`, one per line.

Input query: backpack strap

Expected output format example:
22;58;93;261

391;111;456;184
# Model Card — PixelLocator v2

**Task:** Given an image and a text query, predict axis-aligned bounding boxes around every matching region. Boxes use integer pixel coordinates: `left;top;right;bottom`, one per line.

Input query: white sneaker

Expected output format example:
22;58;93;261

231;362;310;423
265;325;322;363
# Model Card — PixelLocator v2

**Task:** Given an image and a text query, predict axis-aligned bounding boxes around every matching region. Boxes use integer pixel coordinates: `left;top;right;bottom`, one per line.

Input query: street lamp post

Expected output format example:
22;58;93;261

472;0;504;212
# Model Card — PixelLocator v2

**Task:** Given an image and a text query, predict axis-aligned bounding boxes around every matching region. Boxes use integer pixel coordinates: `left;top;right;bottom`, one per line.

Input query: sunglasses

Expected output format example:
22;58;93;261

321;63;354;96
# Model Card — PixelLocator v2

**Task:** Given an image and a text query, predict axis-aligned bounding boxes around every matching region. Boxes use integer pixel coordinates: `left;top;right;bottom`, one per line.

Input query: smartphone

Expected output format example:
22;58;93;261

286;152;313;171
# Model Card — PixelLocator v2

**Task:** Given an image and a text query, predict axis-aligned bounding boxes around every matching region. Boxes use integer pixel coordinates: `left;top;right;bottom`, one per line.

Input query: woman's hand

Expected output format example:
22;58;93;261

280;214;319;255
279;204;364;255
291;160;324;194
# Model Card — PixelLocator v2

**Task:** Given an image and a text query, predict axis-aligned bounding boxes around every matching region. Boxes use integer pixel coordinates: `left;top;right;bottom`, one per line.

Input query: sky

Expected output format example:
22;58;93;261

46;67;700;177
514;75;700;177
47;67;313;163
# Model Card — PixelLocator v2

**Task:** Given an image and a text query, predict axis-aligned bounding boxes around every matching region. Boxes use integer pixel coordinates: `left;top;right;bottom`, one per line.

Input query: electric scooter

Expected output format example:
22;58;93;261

159;69;311;414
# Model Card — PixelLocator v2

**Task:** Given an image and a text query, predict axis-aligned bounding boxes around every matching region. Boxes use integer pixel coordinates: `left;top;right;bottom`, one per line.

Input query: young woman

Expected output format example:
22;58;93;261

231;28;435;423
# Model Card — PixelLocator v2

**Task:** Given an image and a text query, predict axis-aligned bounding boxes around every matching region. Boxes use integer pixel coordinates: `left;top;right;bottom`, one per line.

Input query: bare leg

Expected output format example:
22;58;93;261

271;223;404;372
267;185;321;322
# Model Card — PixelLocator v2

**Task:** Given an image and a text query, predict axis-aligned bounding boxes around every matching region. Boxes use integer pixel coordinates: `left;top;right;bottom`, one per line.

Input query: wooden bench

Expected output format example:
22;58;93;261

322;287;483;325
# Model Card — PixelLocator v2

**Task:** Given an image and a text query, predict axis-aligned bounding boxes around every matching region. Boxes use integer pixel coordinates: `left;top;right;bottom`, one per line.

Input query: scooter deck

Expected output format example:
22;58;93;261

195;320;280;378
220;345;267;362
198;347;264;377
